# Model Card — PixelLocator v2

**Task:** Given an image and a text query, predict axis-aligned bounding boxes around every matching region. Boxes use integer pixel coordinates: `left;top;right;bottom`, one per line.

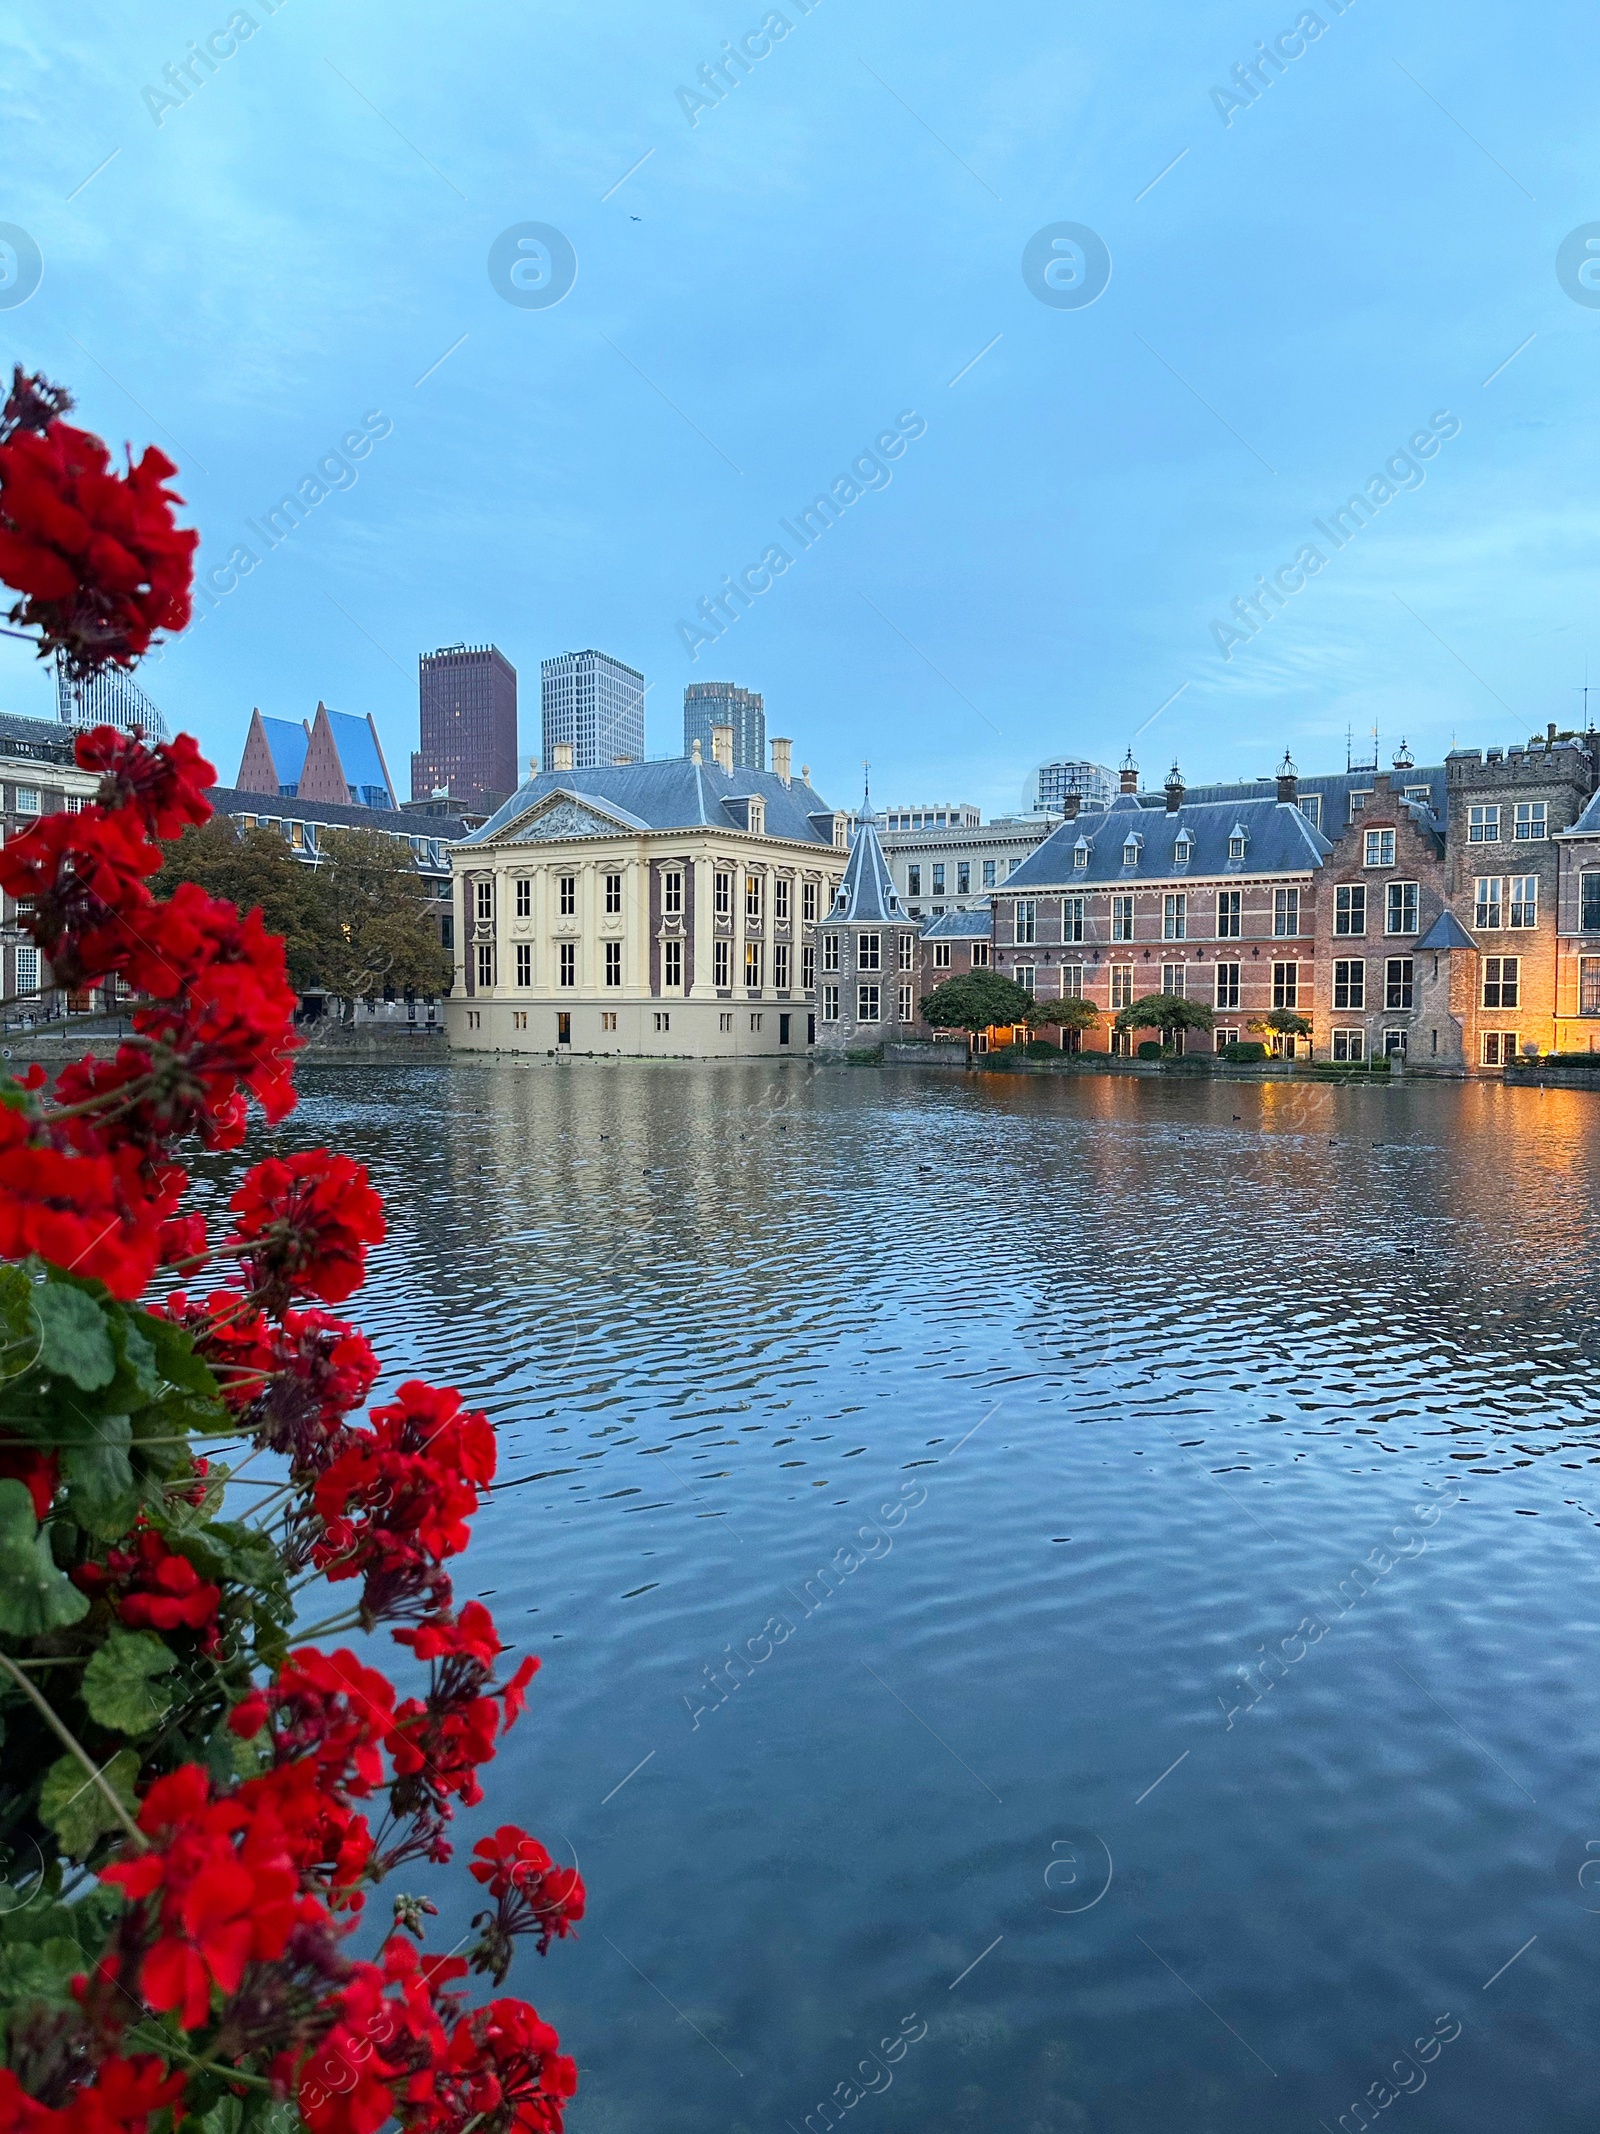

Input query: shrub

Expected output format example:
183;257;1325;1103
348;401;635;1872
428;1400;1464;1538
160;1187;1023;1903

1024;1039;1060;1059
1221;1040;1268;1063
1136;1041;1163;1060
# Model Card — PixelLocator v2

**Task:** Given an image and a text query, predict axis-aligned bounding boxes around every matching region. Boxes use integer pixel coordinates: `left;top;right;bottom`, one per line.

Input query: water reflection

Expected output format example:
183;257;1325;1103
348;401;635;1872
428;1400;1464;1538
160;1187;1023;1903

267;1061;1600;2132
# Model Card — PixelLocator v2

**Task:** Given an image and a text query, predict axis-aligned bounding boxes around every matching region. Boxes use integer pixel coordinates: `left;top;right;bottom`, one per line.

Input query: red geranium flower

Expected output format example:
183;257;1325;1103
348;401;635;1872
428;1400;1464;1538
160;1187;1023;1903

228;1151;385;1309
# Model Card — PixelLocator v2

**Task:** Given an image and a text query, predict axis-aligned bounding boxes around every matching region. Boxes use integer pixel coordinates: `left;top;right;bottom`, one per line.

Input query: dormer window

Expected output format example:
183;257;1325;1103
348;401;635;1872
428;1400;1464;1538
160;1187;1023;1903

747;799;765;837
1174;832;1194;865
1122;835;1142;867
1073;837;1090;871
1228;824;1248;861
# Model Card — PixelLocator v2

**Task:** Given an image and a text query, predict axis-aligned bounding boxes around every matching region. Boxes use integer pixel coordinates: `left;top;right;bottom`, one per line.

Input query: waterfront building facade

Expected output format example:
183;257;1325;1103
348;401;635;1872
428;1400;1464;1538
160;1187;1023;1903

684;682;765;771
414;643;518;810
882;812;1059;918
0;714;100;1015
815;802;921;1052
541;650;646;772
1555;785;1600;1054
448;747;847;1057
919;907;992;996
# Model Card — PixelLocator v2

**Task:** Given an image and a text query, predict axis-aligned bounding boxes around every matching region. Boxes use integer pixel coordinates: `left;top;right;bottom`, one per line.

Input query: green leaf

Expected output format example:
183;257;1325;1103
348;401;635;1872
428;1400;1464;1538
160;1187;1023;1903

82;1630;178;1737
60;1412;135;1533
32;1284;116;1391
0;1481;89;1636
0;1266;37;1379
38;1747;139;1860
140;1308;222;1401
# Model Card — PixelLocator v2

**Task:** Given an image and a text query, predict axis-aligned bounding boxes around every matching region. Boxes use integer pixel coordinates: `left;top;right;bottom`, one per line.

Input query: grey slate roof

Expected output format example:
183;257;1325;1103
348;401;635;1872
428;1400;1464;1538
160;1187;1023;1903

211;787;469;849
1005;791;1331;890
0;711;77;766
1163;766;1446;839
1418;910;1478;952
465;757;835;846
922;906;992;939
830;809;908;923
1568;787;1600;836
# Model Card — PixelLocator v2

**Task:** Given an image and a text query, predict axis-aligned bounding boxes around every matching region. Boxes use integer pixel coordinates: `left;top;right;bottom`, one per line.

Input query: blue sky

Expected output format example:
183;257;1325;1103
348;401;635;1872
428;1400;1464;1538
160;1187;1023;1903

2;0;1597;816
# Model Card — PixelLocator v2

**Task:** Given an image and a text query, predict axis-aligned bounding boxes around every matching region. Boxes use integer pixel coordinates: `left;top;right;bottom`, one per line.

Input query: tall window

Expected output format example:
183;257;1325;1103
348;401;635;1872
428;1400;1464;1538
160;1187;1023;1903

558;943;576;988
802;944;815;990
1386;881;1418;934
957;862;971;894
1333;959;1365;1010
1581;956;1600;1014
971;942;990;968
1363;829;1395;868
604;941;622;987
907;865;921;896
774;877;790;923
475;880;493;921
858;933;881;971
1582;872;1600;933
558;875;576;917
1215;962;1240;1010
821;983;840;1022
515;878;531;918
746;941;763;988
1482;955;1519;1008
1514;801;1547;840
1160;964;1186;998
1063;896;1085;943
714;870;732;919
1110;964;1134;1010
856;983;881;1022
899;934;914;970
1272;962;1299;1009
1509;875;1538;927
476;943;494;987
1112;895;1135;941
1385;956;1414;1010
932;864;946;894
1217;890;1241;939
663;870;683;917
1331;1029;1365;1061
1162;893;1186;940
714;939;731;988
14;788;39;816
1273;887;1299;936
14;947;38;995
933;942;952;970
1015;965;1036;995
1474;877;1503;930
802;879;818;924
604;873;623;915
1481;1032;1518;1065
822;934;839;973
745;873;763;924
1335;884;1366;936
1468;804;1500;843
899;983;914;1021
982;860;997;889
1016;901;1037;945
774;942;790;989
1061;964;1084;999
663;939;682;989
516;943;531;987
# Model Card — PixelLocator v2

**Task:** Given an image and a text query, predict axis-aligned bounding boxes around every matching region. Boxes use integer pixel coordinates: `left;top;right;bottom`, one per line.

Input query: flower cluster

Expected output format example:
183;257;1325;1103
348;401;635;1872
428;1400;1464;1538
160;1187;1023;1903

0;367;198;678
0;380;581;2134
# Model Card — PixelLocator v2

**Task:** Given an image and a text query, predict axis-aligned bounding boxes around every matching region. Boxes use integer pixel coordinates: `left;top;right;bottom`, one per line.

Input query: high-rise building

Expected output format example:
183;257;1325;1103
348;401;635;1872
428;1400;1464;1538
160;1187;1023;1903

541;650;645;772
1035;758;1114;813
414;644;518;809
683;682;765;770
55;654;169;741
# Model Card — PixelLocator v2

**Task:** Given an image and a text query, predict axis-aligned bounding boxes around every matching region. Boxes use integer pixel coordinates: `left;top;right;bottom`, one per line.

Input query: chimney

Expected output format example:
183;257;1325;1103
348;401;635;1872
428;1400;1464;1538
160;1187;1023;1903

771;736;792;784
1119;750;1138;795
1164;760;1185;814
553;741;574;772
1275;749;1298;806
1062;793;1081;822
711;723;734;773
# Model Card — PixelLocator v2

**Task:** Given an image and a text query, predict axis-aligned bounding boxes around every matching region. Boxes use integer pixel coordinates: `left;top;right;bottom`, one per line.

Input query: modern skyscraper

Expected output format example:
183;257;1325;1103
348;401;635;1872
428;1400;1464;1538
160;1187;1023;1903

683;682;765;770
541;650;645;772
414;644;518;808
1035;758;1114;813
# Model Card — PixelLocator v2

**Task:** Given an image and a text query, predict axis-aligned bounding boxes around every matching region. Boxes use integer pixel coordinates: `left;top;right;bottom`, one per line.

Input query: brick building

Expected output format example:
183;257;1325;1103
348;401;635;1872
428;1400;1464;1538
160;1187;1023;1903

814;799;920;1052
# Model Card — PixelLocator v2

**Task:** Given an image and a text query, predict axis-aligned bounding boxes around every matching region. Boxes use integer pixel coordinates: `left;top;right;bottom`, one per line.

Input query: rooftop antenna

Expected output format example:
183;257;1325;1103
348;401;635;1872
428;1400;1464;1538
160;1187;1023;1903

1345;724;1353;773
1575;657;1592;728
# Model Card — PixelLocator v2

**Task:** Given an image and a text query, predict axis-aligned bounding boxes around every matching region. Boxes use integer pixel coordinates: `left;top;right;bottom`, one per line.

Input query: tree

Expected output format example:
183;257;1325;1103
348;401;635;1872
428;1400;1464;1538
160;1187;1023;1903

1025;995;1100;1034
1250;1009;1312;1041
920;968;1034;1035
1114;991;1216;1048
154;817;333;992
316;826;453;1012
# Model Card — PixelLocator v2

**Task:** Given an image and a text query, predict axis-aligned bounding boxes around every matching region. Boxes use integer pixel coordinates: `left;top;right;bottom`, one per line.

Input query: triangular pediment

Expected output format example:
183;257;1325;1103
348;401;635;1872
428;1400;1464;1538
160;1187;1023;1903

488;789;647;845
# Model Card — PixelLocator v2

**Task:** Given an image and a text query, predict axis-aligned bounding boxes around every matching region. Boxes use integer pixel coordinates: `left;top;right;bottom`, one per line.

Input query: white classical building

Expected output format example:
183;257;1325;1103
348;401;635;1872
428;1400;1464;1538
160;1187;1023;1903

446;731;848;1057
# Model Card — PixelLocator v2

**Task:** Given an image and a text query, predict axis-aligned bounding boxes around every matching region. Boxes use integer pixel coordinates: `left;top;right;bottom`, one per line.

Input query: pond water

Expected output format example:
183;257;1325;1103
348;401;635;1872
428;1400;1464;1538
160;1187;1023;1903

281;1059;1600;2133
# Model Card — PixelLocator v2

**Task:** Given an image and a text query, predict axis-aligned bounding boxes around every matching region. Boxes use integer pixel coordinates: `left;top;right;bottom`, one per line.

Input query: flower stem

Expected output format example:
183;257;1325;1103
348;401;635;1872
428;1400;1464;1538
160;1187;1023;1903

0;1649;146;1850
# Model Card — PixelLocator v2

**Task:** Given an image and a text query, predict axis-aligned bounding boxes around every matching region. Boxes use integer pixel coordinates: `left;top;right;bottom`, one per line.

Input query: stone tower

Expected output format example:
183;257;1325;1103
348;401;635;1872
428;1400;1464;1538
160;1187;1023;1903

816;788;921;1051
